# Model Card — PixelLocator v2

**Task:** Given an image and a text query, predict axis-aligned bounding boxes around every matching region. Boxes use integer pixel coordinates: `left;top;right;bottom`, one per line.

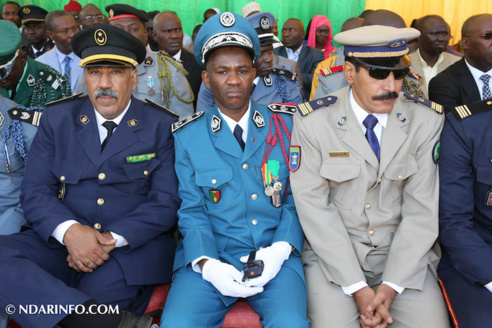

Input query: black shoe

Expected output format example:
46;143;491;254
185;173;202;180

117;312;152;328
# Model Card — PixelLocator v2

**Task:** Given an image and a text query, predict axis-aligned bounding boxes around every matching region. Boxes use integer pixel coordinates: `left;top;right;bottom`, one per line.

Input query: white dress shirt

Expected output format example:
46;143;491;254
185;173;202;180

417;49;444;93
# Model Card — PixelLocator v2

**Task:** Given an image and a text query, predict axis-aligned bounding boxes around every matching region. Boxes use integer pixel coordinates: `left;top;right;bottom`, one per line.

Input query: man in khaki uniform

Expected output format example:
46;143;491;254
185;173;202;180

290;26;450;328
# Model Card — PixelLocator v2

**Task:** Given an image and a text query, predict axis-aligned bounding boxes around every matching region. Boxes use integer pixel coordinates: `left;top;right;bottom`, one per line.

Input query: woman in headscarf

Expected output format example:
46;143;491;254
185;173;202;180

307;15;337;59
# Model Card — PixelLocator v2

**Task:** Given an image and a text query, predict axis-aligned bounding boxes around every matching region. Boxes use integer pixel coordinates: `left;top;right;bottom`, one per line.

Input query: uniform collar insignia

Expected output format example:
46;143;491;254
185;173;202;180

211;115;221;132
263;75;273;86
127;119;138;127
80;115;89;124
252;110;265;128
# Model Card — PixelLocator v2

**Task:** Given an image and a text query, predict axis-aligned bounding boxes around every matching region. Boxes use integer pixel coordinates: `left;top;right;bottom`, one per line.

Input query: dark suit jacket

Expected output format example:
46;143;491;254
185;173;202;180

22;38;55;59
181;48;202;110
428;58;481;112
21;96;180;285
274;45;324;96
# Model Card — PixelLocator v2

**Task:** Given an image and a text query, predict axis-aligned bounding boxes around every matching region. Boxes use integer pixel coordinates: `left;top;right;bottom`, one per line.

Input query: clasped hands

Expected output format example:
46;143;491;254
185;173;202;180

354;284;397;328
201;242;292;298
63;223;117;273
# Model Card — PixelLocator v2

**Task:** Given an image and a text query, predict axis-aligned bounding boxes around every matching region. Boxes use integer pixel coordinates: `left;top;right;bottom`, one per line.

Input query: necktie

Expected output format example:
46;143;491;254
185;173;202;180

101;121;117;151
480;74;491;100
233;124;245;151
63;56;71;84
363;115;380;161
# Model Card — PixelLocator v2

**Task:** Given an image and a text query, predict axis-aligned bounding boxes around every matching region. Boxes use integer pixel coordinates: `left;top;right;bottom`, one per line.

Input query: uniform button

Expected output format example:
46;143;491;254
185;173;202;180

97;198;105;206
98;173;106;180
143;170;149;176
365;203;371;210
212;179;217;184
378;178;382;184
398;175;403;180
243;163;249;170
252;219;258;225
251;194;257;200
94;223;101;230
369;229;375;236
60;176;65;182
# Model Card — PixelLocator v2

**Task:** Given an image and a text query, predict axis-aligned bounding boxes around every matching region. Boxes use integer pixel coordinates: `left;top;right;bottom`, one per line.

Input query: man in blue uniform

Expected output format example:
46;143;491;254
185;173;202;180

0;96;37;235
438;99;492;327
160;12;309;328
196;11;303;111
0;24;179;328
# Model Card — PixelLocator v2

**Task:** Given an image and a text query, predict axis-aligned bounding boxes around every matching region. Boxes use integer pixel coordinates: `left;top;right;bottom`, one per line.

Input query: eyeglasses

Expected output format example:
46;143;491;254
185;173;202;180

0;50;18;81
81;15;105;22
360;65;409;80
53;26;79;36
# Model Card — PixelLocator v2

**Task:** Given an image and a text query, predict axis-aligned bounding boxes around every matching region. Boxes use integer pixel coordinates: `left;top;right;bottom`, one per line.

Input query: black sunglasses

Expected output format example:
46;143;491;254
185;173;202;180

360;65;409;80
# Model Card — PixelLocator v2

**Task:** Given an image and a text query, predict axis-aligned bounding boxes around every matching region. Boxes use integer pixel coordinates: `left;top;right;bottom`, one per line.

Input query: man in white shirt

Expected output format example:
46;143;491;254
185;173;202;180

37;10;83;93
291;25;450;328
409;15;460;97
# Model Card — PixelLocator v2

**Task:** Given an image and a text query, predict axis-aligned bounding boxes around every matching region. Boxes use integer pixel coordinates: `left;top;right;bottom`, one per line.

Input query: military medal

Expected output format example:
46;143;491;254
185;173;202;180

262;162;274;196
147;76;155;96
268;160;282;207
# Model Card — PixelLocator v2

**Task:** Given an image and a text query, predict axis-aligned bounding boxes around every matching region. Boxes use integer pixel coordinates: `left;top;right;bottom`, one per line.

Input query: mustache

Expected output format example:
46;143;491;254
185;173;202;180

94;88;119;99
372;92;399;101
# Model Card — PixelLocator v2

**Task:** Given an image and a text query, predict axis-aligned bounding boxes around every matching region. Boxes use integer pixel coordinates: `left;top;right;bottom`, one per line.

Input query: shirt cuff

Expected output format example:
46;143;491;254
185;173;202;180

382;281;405;295
342;281;368;296
51;220;79;245
191;256;213;273
109;231;128;247
485;282;492;293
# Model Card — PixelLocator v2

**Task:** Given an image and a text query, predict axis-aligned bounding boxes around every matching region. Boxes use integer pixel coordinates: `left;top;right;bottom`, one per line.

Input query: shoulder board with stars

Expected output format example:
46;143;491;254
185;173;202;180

171;112;204;133
145;99;179;118
44;93;84;107
452;99;492;120
297;96;338;117
8;107;43;126
403;93;443;114
272;68;296;81
268;103;296;115
320;65;344;76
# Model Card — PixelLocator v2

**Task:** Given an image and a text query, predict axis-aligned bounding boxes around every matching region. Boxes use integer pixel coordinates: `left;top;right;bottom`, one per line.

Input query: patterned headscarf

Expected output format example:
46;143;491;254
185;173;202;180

307;15;336;59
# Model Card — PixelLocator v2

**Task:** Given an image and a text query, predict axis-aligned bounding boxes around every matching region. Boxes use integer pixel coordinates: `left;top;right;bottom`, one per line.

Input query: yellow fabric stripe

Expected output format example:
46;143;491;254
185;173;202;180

80;54;138;67
347;49;409;58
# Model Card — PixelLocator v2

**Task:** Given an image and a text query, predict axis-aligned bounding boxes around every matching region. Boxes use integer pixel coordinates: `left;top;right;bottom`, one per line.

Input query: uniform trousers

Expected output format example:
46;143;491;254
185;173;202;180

161;265;310;328
0;230;151;328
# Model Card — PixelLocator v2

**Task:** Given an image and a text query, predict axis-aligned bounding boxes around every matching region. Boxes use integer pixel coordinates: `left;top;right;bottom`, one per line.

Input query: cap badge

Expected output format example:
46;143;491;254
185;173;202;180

94;29;107;46
388;39;406;48
219;12;235;27
23;7;30;14
260;17;270;30
109;9;114;18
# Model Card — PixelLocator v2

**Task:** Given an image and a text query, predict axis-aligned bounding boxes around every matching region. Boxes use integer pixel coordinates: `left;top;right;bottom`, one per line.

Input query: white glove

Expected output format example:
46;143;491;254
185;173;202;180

202;258;264;298
239;241;292;288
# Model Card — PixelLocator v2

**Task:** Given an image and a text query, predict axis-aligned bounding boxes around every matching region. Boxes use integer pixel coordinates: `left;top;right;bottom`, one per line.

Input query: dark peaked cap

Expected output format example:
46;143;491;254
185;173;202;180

72;24;146;67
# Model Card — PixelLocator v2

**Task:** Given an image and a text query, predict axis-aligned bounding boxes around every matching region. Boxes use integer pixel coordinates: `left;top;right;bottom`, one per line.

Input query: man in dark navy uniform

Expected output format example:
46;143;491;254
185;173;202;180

0;24;179;328
439;99;492;327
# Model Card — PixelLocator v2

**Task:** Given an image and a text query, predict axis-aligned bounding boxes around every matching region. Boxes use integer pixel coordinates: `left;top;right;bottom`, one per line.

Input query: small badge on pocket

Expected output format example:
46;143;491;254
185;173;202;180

209;189;221;203
485;191;492;207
